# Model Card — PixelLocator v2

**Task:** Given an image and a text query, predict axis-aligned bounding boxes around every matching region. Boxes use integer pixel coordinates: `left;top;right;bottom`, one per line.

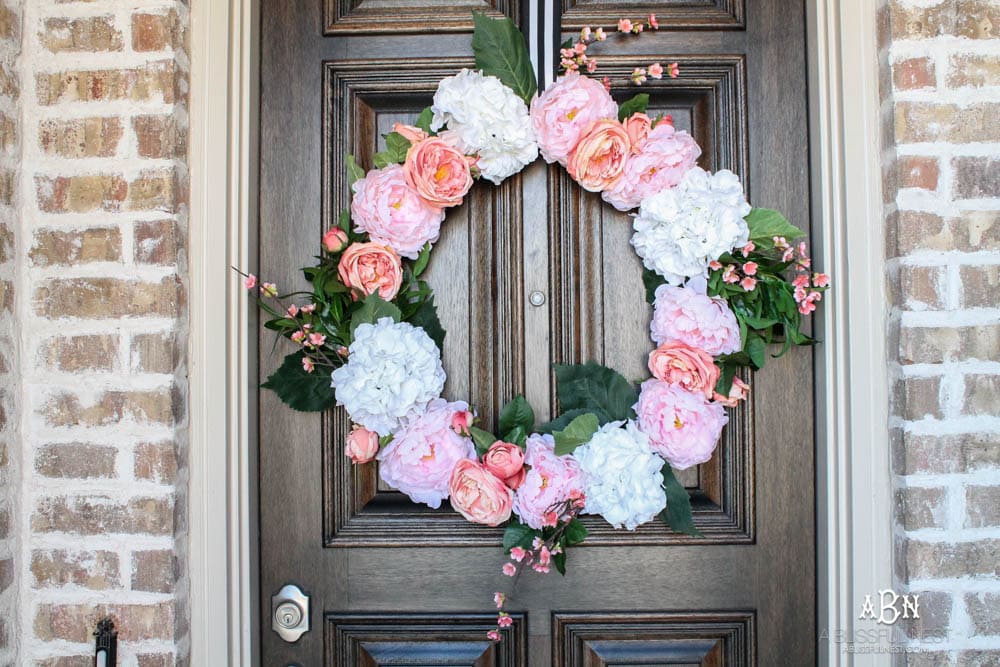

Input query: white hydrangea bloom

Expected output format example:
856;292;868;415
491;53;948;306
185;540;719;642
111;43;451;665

431;69;538;185
631;167;751;285
572;421;667;530
331;317;445;436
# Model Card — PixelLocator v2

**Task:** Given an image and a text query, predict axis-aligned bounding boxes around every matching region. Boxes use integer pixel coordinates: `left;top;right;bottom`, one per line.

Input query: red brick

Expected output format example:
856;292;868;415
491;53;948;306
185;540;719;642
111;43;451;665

32;495;174;535
898;156;939;191
31;549;120;589
35;61;177;105
134;441;178;484
894;57;935;90
39;117;122;158
34;602;174;642
34;276;185;319
35;174;127;213
30;227;121;266
40;334;118;372
39;389;178;428
131;549;174;592
35;443;116;479
135;219;180;264
41;16;122;53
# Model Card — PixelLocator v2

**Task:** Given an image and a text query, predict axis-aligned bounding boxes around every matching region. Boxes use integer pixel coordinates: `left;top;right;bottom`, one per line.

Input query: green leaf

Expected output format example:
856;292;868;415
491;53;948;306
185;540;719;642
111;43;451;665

505;425;527;448
412;243;432;277
499;395;534;438
372;132;413;168
564;518;588;545
469;426;498;455
745;208;805;243
502;521;539;551
378;434;393;447
471;12;537;104
553;412;600;456
659;464;702;537
746;334;767;369
553;362;638;422
537;407;611;434
642;266;665;304
349;294;402;339
618;93;650;122
553;551;567;575
415;106;435;134
345;154;365;189
408;297;446;349
261;352;336;412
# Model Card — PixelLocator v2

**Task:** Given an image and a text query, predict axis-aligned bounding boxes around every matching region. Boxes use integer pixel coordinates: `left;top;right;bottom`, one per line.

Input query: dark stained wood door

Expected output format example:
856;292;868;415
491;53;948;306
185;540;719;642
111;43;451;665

258;1;815;665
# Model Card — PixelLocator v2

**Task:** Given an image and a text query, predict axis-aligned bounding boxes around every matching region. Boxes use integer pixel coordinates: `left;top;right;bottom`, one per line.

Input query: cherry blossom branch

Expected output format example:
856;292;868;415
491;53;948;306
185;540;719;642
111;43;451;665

558;15;680;89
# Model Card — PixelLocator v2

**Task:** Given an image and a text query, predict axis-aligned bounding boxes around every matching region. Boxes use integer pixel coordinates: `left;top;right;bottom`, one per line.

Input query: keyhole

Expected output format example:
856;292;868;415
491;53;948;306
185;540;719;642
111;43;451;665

276;602;302;628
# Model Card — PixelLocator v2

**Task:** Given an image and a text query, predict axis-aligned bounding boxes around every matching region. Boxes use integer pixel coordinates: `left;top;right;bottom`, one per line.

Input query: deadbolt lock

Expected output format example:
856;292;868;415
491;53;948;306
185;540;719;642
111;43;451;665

272;584;310;643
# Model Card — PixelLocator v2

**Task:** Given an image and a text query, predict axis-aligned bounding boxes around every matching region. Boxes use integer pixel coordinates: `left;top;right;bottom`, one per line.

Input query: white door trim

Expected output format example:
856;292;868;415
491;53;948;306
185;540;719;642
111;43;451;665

187;0;892;663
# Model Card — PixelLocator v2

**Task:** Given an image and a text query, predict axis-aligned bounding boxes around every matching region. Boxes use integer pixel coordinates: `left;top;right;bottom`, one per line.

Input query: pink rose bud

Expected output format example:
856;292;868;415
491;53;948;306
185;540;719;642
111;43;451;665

714;377;750;408
483;441;526;489
391;122;428;144
322;227;349;253
487;630;501;641
449;459;513;526
345;425;380;464
450;409;474;436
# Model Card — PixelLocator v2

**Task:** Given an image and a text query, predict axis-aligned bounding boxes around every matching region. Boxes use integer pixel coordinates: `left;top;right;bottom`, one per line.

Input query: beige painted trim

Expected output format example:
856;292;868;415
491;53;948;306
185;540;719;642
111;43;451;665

187;0;892;664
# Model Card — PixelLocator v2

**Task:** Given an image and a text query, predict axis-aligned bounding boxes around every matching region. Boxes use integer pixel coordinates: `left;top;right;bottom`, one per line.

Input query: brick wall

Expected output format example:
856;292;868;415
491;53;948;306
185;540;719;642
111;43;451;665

881;0;1000;663
13;0;190;664
0;0;20;662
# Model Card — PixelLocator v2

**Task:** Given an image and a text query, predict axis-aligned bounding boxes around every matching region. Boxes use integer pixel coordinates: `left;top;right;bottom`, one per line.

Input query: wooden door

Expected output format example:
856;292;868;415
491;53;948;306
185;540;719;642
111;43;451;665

258;1;814;665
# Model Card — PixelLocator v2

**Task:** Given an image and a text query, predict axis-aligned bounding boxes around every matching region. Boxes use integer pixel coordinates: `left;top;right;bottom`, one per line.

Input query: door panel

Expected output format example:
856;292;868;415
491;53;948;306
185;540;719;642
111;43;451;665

259;0;814;664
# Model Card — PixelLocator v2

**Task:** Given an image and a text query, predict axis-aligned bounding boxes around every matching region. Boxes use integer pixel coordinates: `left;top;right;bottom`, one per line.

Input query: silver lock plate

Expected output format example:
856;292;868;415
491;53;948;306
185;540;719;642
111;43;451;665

272;584;310;643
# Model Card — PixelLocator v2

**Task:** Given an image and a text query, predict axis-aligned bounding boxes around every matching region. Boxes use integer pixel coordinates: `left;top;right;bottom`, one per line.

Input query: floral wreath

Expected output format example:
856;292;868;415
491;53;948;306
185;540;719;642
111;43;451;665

242;13;829;641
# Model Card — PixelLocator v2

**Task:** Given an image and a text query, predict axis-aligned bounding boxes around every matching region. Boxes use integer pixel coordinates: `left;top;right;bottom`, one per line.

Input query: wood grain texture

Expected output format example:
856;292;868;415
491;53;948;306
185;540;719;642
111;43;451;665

561;0;745;30
325;0;519;34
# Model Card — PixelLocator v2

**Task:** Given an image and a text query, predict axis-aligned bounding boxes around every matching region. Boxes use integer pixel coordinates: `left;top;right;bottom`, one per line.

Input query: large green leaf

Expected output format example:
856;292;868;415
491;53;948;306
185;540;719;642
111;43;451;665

642;266;665;304
345;154;365;189
659;464;702;537
564;518;588;545
553;412;600;456
408;297;446;349
537;407;611;434
349;294;402;338
745;208;805;242
553;362;638;422
503;521;539;551
499;395;534;438
261;351;336;412
415;106;435;134
471;12;537;104
373;132;412;168
469;426;498;456
618;93;649;122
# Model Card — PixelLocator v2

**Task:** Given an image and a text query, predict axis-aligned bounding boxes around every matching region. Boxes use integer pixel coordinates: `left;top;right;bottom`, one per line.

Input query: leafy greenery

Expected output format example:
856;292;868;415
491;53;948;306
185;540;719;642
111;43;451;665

659;464;702;537
499;395;534;441
261;352;337;412
618;93;650;121
552;412;600;456
408;297;446;349
470;426;499;456
503;521;540;552
414;106;435;134
745;208;805;243
471;12;537;104
642;266;664;304
537;407;611;434
349;293;402;338
372;132;412;169
345;153;365;188
553;362;638;423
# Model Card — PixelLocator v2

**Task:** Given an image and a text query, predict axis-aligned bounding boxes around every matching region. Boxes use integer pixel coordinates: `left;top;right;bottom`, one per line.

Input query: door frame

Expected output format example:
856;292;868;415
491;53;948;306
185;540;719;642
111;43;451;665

187;0;892;664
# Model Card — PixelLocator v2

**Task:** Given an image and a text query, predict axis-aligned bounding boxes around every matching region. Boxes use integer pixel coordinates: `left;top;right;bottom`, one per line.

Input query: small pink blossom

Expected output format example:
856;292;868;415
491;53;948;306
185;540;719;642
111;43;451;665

502;563;517;576
601;76;612;92
487;630;501;641
794;285;808;302
586;58;598;73
301;303;316;314
538;546;552;567
391;122;428;144
813;272;830;287
649;13;659;28
243;274;257;290
743;261;758;276
291;330;306;344
668;63;680;78
580;26;592;41
532;536;544;550
574;41;587;55
722;265;740;283
740;277;757;291
286;304;299;317
261;282;278;298
494;592;506;608
497;614;513;628
336;345;349;357
782;247;795;262
708;260;723;270
793;273;809;288
595;27;606;40
308;332;326;347
633;22;644;33
532;562;550;574
741;241;756;257
631;67;647;84
798;298;817;315
510;546;526;562
301;356;315;373
773;236;789;250
648;62;664;79
542;511;558;527
618;18;633;32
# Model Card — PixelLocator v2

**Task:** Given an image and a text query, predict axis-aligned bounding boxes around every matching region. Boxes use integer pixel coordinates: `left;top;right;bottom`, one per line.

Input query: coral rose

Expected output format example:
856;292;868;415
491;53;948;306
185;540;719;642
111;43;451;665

567;119;631;192
634;379;728;470
449;459;514;526
337;242;403;301
483;441;526;489
350;165;445;259
403;135;474;208
322;227;348;253
714;376;750;407
622;112;652;148
391;122;428;144
345;425;379;464
647;341;721;400
602;121;701;211
512;434;585;529
530;72;618;165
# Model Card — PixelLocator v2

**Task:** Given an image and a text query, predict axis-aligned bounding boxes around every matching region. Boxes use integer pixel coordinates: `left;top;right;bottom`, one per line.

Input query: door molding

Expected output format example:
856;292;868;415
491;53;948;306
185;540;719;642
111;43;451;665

187;0;891;665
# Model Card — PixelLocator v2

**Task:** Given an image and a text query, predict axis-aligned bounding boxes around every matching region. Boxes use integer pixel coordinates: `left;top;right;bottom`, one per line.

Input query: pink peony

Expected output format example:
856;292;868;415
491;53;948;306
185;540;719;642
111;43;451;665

634;379;728;470
512;434;585;529
567;118;631;192
350;164;445;259
403;134;474;208
345;425;379;464
483;441;526;489
376;399;476;508
601;122;701;211
648;341;721;400
530;72;618;165
650;284;741;356
337;242;403;301
449;459;514;526
713;376;750;408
